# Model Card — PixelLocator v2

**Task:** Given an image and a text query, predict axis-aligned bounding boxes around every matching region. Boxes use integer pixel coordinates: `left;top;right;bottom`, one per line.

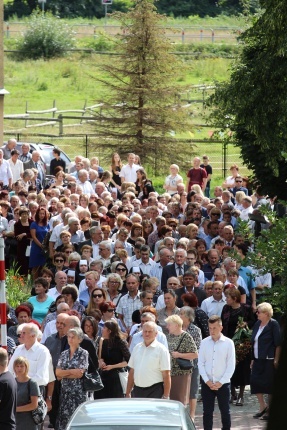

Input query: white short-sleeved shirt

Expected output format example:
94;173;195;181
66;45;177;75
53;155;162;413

119;164;139;183
128;339;170;387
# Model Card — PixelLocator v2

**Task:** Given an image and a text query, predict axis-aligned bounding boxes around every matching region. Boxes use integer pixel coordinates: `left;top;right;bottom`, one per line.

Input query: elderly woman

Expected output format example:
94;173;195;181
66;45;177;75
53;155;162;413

165;314;198;406
186;223;199;240
157;289;180;335
105;273;123;305
62;286;85;316
28;277;54;324
251;302;281;421
56;327;89;430
14;356;40;430
179;306;202;420
8;305;32;345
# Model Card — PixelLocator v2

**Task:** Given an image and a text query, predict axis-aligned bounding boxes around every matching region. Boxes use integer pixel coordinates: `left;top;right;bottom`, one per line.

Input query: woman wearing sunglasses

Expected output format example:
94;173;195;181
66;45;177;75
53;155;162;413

85;288;107;316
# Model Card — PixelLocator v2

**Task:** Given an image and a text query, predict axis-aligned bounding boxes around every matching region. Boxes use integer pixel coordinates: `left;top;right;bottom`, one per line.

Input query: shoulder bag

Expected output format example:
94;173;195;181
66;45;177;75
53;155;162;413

175;333;193;370
28;380;48;425
81;346;104;392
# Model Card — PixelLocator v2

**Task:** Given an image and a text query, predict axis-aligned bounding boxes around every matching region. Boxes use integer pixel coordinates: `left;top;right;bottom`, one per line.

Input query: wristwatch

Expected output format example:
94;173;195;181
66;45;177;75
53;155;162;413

46;396;52;400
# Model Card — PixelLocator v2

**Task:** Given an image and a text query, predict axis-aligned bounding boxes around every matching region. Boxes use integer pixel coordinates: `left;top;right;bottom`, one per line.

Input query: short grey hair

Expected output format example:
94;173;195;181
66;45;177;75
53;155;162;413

179;306;195;323
100;240;112;251
67;327;84;341
142;321;158;333
68;217;79;226
141;312;156;322
90;226;102;235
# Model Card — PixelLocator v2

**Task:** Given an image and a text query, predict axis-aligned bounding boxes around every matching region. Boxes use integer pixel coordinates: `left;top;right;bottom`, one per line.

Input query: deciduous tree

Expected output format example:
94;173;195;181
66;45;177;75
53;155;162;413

209;0;287;199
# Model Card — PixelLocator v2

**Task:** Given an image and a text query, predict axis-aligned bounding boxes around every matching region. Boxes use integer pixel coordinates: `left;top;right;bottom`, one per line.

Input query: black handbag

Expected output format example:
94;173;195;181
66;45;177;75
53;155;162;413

83;370;104;392
28;380;48;424
175;333;194;371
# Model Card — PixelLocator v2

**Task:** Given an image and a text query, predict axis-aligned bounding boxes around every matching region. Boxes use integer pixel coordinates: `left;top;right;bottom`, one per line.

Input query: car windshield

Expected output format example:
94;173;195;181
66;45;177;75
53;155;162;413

70;427;182;430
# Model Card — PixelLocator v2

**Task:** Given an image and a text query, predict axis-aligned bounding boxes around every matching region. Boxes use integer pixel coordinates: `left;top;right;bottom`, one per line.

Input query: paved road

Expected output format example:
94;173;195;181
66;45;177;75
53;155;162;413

43;386;268;429
194;386;267;430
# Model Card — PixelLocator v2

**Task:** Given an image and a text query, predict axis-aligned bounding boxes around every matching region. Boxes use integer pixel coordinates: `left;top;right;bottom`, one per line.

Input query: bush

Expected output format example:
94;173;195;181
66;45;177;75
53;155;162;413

15;11;75;60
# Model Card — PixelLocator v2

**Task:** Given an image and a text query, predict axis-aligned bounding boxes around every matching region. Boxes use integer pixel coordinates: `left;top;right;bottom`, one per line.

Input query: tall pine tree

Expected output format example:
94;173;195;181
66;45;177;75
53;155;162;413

91;0;191;170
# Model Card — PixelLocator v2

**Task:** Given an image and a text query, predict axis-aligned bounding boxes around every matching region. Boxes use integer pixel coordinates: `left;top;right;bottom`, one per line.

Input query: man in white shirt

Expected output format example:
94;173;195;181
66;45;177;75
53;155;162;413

201;281;226;317
198;315;235;430
119;153;139;183
126;321;171;399
0;149;13;189
8;149;24;182
8;322;51;390
131;245;155;276
47;271;67;299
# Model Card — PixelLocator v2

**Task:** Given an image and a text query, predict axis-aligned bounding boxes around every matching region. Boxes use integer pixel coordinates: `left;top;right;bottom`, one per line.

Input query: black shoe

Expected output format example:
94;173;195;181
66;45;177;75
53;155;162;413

253;407;268;419
48;424;54;428
260;414;269;421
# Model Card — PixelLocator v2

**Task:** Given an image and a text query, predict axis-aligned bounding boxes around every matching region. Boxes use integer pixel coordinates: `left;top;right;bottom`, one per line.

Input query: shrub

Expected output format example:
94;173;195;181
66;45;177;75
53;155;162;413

15;11;75;60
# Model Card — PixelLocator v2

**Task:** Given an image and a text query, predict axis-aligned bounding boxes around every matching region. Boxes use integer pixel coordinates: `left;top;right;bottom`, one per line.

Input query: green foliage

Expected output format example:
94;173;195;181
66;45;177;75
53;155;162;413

208;0;287;199
235;205;287;314
15;11;75;60
5;0;133;19
6;265;31;308
156;0;218;18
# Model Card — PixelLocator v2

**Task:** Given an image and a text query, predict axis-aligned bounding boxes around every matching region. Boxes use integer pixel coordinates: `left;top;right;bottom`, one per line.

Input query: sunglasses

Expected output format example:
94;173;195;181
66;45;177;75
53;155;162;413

107;309;115;312
55;259;64;263
123;210;130;213
93;294;103;298
65;251;72;254
116;268;126;272
235;180;242;183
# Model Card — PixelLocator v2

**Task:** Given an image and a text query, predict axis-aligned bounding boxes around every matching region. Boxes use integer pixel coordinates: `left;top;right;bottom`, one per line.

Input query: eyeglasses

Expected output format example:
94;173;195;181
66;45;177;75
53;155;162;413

107;309;115;312
93;294;103;298
55;259;64;263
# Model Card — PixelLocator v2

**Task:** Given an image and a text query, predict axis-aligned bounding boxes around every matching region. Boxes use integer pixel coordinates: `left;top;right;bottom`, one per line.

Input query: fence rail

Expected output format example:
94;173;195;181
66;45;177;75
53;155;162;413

3;22;243;44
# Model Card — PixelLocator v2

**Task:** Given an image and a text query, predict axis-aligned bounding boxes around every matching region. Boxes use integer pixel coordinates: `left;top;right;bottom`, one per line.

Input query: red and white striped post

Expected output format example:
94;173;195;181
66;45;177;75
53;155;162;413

0;236;7;349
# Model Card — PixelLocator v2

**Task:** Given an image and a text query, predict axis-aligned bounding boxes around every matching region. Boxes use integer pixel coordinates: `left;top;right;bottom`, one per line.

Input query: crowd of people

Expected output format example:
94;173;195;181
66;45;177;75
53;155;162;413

0;141;282;430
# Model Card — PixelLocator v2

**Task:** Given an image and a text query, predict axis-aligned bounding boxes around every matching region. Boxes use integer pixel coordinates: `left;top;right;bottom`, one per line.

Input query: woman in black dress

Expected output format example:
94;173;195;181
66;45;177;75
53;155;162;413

221;289;255;406
250;302;281;421
14;207;33;275
98;320;130;398
110;153;122;191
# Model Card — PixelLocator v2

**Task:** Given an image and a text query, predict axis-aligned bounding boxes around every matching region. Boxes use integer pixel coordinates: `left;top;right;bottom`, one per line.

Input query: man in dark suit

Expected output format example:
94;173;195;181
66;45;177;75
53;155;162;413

175;271;206;308
161;249;189;290
24;150;45;187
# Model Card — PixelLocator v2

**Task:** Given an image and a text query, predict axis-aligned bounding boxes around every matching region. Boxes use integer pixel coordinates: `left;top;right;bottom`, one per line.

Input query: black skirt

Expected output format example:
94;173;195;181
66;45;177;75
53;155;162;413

250;359;275;394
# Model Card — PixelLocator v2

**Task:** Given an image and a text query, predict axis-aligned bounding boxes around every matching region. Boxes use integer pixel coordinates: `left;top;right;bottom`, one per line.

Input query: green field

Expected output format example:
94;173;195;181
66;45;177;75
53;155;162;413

2;14;249;187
